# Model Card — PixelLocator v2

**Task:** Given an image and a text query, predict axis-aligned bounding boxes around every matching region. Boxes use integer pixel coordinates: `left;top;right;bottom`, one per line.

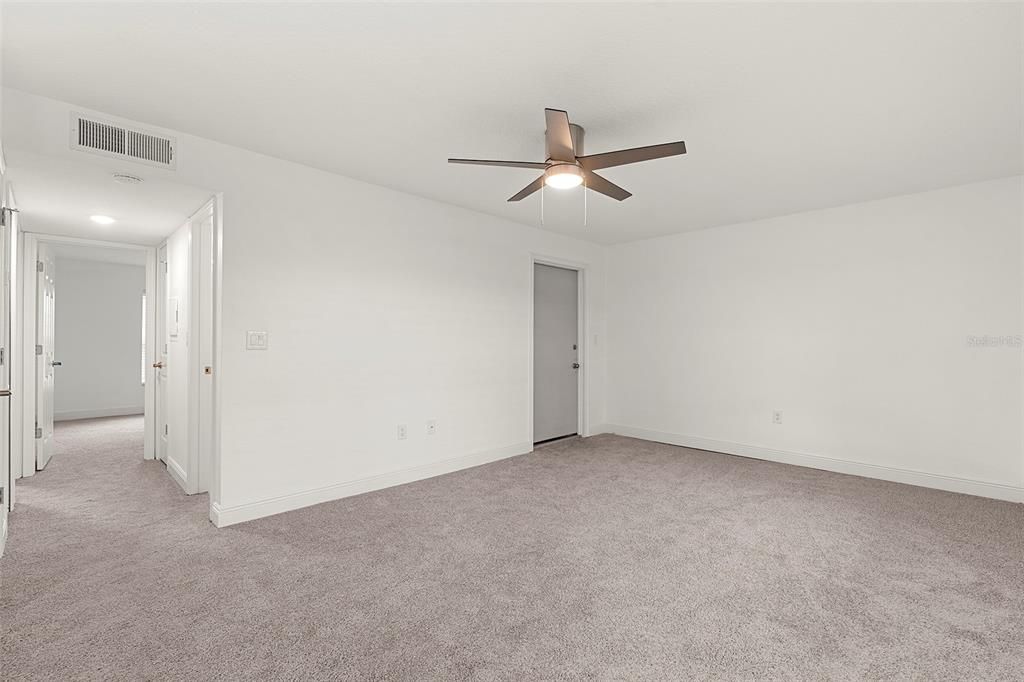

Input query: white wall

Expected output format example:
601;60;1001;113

10;88;1018;520
53;258;145;421
3;90;607;523
607;177;1024;500
205;158;607;522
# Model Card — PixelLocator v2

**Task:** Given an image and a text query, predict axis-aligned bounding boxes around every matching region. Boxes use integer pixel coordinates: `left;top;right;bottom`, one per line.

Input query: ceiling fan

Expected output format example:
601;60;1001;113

448;108;686;202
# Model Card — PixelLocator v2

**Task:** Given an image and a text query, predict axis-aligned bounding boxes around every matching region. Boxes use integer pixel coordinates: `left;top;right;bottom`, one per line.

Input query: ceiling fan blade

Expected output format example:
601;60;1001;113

544;108;576;162
507;175;545;202
578;141;687;171
584;171;632;201
448;158;548;170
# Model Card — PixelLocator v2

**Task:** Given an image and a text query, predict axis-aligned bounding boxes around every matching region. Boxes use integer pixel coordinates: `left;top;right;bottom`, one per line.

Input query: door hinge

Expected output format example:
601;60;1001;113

1;347;5;366
35;426;42;439
35;344;43;356
37;261;44;273
0;206;18;227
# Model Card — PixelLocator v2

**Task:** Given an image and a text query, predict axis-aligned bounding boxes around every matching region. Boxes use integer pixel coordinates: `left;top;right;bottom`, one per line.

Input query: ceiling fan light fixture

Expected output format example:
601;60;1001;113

448;107;686;202
544;163;583;189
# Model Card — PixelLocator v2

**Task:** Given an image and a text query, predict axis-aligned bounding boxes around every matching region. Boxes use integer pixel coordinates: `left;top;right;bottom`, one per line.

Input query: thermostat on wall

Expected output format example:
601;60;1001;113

246;331;268;350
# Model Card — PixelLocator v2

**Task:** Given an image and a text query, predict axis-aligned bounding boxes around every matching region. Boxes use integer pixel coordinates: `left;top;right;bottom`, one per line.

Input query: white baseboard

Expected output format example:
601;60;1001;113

210;441;533;527
607;425;1024;503
166;456;189;493
0;513;7;558
55;406;143;422
585;423;612;437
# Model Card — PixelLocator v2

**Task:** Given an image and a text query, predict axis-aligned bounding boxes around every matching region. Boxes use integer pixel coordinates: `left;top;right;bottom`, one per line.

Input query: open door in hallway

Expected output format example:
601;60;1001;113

156;200;217;495
35;244;56;470
154;244;168;464
0;194;15;542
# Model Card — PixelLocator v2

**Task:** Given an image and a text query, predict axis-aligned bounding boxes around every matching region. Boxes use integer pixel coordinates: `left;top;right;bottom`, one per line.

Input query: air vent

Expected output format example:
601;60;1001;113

71;113;176;169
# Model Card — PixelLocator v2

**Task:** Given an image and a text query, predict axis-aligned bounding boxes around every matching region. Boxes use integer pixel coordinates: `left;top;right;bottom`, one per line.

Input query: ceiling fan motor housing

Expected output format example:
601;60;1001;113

546;123;585;162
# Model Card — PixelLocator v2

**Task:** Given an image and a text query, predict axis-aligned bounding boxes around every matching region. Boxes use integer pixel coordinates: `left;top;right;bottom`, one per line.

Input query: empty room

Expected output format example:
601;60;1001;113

0;2;1022;680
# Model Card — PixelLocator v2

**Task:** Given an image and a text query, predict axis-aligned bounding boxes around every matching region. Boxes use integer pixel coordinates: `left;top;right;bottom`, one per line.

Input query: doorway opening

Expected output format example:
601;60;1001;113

30;238;149;471
1;147;222;520
19;198;218;497
532;259;585;445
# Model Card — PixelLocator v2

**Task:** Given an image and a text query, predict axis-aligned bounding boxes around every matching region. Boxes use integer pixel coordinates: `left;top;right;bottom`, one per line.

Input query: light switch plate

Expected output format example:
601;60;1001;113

246;331;268;350
168;297;180;339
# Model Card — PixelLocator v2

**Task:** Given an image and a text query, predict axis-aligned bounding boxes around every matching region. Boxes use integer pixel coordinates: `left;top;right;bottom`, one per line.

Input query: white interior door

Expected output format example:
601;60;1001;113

1;201;13;522
154;244;168;463
533;263;579;443
162;222;192;492
35;244;56;470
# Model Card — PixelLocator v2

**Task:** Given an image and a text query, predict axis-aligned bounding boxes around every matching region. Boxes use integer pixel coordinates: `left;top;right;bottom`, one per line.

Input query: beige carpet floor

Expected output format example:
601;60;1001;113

1;416;1022;680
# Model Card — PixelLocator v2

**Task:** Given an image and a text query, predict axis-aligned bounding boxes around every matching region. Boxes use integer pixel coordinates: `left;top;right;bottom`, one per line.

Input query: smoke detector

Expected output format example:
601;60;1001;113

112;173;144;185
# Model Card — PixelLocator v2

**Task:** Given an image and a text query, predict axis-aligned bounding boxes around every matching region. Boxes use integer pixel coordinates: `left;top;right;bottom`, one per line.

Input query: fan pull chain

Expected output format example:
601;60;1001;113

540;182;545;226
583;175;588;227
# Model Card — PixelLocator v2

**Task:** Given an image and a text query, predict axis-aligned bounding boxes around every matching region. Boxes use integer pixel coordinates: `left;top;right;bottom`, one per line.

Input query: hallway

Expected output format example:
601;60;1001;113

0;416;215;678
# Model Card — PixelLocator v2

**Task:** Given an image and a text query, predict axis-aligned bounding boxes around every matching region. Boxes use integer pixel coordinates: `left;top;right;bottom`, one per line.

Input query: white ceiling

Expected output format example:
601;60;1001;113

4;2;1021;244
50;242;147;267
6;150;212;245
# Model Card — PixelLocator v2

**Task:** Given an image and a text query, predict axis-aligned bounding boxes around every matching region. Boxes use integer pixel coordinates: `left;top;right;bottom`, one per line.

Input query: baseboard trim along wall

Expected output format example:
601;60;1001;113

166;457;189;493
54;406;144;422
607;425;1024;504
210;440;534;527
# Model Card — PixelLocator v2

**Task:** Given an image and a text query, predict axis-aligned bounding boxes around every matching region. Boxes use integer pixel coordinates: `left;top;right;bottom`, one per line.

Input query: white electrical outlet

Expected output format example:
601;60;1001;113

426;420;437;436
773;410;783;424
397;424;407;440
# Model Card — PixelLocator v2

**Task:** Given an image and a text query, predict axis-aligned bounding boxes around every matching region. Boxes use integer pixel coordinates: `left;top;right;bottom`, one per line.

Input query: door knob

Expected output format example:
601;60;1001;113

572;362;580;369
152;362;165;369
51;361;62;367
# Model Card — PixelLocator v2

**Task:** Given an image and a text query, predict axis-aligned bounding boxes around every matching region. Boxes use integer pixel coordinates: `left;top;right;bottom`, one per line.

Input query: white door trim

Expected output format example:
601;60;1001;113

18;233;37;479
209;194;224;515
529;253;590;446
2;178;17;517
152;195;221;504
188;198;216;495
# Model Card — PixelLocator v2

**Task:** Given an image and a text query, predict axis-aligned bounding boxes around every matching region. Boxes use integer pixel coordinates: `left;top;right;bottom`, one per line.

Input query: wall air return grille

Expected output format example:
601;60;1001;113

71;113;176;169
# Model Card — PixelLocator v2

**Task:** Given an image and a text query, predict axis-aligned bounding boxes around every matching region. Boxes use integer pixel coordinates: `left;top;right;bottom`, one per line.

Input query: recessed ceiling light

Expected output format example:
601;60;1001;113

90;215;116;225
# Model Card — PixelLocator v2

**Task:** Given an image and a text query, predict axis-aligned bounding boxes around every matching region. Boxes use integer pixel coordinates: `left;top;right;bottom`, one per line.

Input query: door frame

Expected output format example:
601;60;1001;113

18;233;158;478
154;243;168;465
1;171;17;527
158;198;218;495
33;242;56;470
528;253;590;445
